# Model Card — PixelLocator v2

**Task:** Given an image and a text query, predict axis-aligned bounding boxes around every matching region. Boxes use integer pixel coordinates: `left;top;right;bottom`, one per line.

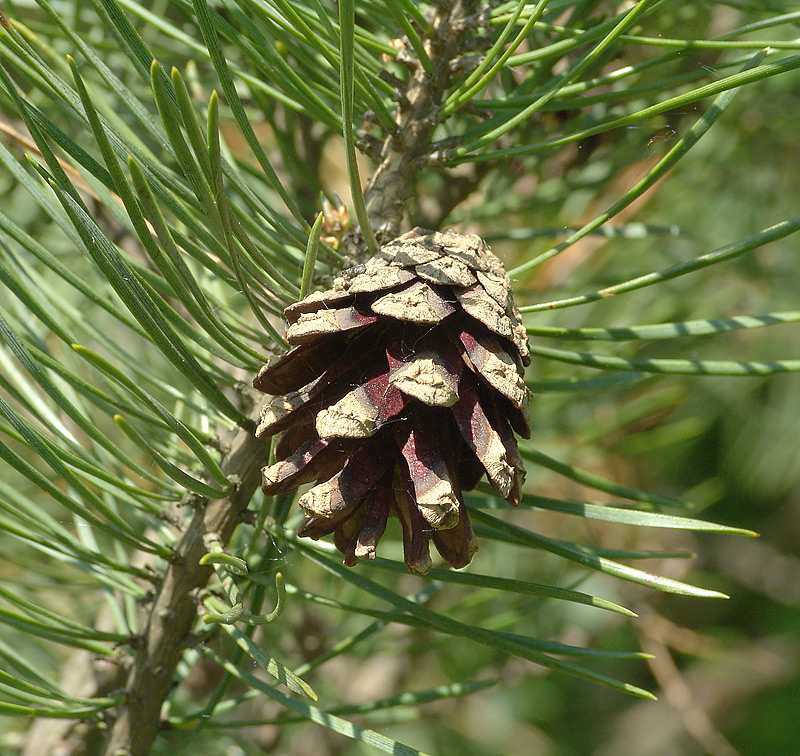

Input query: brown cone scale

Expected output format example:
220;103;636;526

255;228;531;574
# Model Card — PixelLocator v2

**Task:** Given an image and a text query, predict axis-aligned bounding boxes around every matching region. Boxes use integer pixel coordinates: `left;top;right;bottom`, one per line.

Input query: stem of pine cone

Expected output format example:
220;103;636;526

54;5;484;756
360;0;478;252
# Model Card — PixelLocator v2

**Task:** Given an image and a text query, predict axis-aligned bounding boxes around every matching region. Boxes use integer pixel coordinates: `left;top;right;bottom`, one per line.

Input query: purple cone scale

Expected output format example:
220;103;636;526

254;228;531;574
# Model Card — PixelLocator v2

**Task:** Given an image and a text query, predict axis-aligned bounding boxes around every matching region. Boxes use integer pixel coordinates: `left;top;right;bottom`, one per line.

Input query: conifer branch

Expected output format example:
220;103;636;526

102;421;266;756
8;2;798;755
71;6;489;752
361;0;478;252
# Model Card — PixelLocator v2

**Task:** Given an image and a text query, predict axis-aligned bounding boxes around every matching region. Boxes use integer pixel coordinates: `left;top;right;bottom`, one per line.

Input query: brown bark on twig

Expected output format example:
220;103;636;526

103;426;267;756
360;0;478;252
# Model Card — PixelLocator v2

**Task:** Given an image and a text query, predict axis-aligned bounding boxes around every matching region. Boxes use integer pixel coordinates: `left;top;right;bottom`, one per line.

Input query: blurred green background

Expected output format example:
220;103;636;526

460;21;800;754
374;9;800;753
0;2;798;755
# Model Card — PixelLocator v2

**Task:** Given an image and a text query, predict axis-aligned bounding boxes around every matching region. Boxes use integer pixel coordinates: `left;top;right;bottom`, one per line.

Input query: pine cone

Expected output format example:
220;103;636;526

254;228;531;574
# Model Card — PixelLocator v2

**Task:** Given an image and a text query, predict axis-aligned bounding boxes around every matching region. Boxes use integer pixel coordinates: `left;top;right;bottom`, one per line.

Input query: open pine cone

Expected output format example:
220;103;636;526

254;228;531;574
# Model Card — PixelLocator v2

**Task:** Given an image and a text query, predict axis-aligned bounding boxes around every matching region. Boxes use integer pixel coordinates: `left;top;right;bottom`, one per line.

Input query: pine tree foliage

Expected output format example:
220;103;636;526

0;2;797;754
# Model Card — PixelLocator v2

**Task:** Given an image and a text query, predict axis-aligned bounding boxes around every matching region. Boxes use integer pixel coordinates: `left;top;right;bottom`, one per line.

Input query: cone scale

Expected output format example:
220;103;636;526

254;228;531;574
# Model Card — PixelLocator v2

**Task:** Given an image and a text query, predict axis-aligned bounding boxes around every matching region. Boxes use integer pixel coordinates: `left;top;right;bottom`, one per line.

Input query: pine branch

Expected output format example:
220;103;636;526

5;3;800;755
360;0;478;251
92;7;492;753
102;419;266;756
